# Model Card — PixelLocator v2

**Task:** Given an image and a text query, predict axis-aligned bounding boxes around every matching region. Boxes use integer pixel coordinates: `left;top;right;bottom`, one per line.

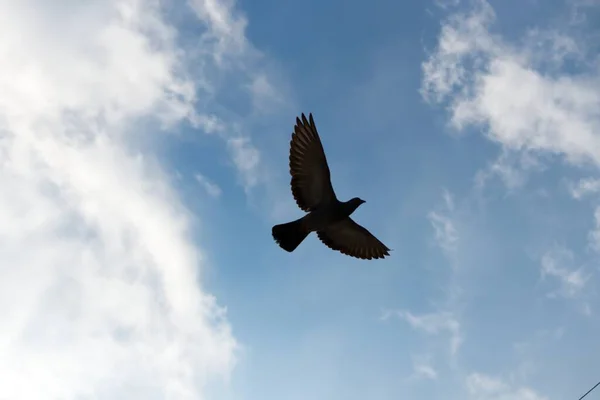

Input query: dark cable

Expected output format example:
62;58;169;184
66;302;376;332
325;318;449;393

577;380;600;400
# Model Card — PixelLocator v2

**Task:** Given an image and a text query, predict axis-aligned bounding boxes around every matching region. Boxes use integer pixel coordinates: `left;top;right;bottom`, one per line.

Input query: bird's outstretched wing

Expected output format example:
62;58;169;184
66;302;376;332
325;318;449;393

289;113;337;212
317;218;391;260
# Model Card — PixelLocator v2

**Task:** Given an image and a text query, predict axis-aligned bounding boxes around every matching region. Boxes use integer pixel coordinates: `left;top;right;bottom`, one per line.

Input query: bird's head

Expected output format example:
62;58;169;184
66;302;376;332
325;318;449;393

347;197;366;211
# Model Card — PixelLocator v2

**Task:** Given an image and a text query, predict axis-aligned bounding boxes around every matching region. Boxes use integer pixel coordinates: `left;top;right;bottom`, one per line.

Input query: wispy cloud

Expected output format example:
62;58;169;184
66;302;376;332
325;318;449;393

540;247;590;302
188;0;250;62
246;73;287;114
410;354;438;381
383;309;463;355
227;136;262;192
466;373;547;400
182;0;289;197
569;182;600;263
196;173;223;198
428;211;459;255
570;177;600;199
428;189;459;259
512;326;566;375
434;0;460;10
475;150;544;191
587;206;600;254
414;363;438;380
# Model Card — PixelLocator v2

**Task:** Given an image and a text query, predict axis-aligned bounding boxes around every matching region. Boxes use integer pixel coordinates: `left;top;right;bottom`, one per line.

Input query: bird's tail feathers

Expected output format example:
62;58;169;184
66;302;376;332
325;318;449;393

272;218;309;252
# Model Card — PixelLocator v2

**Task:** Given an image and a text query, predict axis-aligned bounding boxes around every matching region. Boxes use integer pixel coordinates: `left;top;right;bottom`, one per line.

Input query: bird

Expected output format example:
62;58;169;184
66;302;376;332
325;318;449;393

271;113;391;260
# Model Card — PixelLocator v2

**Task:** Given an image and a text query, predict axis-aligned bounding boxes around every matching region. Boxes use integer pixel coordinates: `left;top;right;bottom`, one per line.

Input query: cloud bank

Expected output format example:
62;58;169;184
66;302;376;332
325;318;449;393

0;0;277;398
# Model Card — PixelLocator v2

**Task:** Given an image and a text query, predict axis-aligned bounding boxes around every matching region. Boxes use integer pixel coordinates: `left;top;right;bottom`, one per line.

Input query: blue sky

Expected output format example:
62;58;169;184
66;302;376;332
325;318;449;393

0;0;599;399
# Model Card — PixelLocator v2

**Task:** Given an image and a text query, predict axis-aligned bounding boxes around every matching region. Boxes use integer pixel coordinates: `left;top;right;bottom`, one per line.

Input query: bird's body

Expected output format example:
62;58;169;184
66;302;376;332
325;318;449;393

302;199;361;231
271;113;390;260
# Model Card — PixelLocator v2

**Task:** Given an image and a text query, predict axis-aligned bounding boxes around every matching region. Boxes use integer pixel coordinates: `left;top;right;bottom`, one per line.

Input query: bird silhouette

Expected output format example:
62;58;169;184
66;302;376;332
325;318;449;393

272;113;390;260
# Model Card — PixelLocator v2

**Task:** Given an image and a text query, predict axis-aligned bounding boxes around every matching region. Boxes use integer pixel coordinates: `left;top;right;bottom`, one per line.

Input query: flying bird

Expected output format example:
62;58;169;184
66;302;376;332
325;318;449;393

271;113;391;260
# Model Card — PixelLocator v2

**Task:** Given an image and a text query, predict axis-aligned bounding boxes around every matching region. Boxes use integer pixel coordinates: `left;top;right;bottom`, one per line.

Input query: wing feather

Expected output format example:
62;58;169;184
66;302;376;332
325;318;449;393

289;113;337;212
317;218;391;260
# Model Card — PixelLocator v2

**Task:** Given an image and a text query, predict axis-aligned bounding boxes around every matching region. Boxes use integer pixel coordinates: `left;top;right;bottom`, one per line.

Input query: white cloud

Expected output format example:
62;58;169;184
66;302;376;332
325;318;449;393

570;188;600;257
246;73;286;114
181;0;285;195
422;0;600;173
188;0;290;116
196;173;223;198
475;150;544;191
429;211;459;255
227;136;262;191
188;0;249;62
466;373;547;400
411;354;438;380
442;188;455;211
428;189;459;258
414;363;438;380
0;0;246;398
587;206;600;253
385;310;463;355
540;247;590;302
570;177;600;199
419;2;598;397
434;0;460;10
422;0;600;317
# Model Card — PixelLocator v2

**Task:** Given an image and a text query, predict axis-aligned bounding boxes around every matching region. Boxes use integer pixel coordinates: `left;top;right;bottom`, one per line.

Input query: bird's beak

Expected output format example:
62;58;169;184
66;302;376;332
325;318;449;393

361;199;366;204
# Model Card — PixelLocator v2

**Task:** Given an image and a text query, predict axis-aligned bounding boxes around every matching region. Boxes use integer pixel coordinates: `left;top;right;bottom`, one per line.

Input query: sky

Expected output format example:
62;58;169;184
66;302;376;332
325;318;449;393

0;0;599;399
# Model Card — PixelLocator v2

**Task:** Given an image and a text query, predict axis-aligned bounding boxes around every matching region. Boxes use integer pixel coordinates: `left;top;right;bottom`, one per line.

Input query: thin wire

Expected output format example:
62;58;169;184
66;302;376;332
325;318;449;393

577;380;600;400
